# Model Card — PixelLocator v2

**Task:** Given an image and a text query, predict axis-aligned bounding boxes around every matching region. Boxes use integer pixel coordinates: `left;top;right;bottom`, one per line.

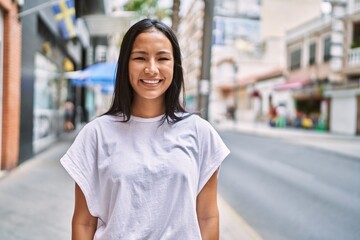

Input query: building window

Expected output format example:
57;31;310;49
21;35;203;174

309;42;316;66
352;22;360;49
290;48;301;70
355;0;360;11
323;36;331;62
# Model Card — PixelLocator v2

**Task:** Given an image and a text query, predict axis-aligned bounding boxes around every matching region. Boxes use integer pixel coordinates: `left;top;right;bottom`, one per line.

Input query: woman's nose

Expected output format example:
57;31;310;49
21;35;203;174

144;61;159;74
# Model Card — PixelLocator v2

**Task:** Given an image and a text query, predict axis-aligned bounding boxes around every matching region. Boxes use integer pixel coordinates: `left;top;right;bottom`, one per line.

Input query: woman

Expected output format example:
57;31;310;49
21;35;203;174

64;98;75;132
61;19;230;240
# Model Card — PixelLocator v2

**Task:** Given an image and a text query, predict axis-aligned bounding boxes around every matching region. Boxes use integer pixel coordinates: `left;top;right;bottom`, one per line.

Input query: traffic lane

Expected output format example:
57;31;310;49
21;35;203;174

218;130;360;240
220;130;360;197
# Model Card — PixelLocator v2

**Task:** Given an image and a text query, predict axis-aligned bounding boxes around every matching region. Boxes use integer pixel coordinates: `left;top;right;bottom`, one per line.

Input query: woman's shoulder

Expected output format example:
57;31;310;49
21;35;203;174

175;112;213;129
175;112;198;123
79;114;124;132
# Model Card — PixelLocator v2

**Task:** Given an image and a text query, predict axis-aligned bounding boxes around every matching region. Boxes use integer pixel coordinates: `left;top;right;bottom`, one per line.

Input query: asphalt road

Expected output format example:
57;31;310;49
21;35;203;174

218;130;360;240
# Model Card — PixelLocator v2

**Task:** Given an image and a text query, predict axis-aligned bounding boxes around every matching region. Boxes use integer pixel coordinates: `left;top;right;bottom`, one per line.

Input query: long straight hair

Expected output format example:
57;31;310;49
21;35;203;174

104;19;187;123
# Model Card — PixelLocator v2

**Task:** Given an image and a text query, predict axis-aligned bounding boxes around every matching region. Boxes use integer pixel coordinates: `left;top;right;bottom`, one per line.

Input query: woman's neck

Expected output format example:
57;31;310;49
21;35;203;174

131;98;165;118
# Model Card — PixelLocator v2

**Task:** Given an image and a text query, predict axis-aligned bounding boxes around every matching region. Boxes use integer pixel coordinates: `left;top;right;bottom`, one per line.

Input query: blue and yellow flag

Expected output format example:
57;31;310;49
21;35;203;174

52;0;76;40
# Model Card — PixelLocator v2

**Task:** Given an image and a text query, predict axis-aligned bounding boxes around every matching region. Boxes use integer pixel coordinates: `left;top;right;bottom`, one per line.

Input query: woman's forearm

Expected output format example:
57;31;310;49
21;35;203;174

198;214;219;240
72;221;97;240
72;184;97;240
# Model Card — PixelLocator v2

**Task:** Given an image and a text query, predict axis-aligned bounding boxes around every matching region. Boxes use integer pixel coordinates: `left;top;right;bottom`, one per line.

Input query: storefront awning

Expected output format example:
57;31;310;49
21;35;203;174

275;78;309;91
66;62;117;87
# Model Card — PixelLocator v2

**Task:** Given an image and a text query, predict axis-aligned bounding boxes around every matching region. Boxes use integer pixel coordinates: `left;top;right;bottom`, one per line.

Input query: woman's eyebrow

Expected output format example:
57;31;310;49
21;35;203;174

131;50;148;55
157;51;172;55
131;50;172;55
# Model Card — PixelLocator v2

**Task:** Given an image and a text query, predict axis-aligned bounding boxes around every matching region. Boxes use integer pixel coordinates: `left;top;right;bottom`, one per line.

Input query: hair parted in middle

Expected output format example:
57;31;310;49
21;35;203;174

104;18;187;123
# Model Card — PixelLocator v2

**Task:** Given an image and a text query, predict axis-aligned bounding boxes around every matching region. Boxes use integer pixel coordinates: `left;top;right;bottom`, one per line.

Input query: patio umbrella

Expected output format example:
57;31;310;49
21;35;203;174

70;62;118;87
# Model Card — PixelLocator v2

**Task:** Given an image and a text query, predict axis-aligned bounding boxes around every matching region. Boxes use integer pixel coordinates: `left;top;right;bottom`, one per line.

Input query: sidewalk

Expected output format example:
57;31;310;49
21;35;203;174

216;120;360;160
0;129;258;240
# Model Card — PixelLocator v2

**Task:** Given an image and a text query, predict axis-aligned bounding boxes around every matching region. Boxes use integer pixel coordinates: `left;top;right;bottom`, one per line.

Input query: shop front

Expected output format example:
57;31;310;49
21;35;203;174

292;84;329;131
324;88;360;135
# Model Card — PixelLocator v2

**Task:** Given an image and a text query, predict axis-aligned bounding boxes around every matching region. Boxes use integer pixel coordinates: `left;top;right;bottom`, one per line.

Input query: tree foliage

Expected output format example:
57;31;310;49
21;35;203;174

123;0;171;20
171;0;180;32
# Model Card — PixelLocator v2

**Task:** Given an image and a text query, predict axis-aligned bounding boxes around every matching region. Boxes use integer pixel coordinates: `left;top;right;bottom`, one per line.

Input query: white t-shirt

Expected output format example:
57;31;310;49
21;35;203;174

61;113;230;240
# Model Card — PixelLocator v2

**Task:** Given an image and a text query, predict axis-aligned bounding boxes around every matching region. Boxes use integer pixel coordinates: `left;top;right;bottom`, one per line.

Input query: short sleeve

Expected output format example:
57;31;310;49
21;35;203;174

196;118;230;194
60;123;100;216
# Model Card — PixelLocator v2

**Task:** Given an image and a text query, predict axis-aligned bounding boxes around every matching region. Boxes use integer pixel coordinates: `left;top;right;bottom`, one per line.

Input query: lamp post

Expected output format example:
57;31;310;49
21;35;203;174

233;64;238;122
198;0;215;120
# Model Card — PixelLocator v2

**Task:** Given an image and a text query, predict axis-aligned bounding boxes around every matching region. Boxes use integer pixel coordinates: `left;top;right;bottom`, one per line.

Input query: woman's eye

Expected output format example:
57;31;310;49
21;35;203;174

159;58;170;61
133;57;145;61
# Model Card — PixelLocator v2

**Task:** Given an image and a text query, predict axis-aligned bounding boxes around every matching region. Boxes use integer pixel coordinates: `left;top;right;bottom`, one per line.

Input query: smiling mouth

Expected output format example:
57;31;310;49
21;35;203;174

141;79;162;84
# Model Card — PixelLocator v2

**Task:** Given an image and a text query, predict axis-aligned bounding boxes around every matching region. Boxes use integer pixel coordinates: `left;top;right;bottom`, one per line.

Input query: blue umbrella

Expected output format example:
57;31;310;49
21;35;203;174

71;62;118;87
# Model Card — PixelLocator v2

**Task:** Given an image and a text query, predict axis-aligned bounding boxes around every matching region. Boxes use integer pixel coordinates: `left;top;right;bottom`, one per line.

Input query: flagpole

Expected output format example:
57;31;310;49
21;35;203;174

18;0;64;18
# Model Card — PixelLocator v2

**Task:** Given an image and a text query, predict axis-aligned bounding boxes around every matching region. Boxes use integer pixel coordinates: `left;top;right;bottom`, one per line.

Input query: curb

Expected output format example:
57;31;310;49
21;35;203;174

219;195;263;240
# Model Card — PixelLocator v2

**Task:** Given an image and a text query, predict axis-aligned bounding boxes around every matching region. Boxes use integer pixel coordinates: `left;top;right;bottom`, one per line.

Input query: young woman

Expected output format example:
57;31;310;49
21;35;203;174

61;18;230;240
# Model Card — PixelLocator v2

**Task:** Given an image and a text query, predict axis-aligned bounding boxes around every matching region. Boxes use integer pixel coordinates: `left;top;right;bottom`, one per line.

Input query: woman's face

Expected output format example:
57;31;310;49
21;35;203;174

128;29;174;104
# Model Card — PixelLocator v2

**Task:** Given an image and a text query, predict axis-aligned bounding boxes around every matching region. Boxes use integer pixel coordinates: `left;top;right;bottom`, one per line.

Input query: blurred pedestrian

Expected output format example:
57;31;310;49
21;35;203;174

276;104;287;128
302;114;313;129
60;19;229;240
268;105;277;127
64;98;75;132
227;105;236;121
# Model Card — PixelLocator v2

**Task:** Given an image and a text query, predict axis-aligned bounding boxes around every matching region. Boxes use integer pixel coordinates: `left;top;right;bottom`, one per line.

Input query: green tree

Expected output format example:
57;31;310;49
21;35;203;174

171;0;180;33
123;0;171;21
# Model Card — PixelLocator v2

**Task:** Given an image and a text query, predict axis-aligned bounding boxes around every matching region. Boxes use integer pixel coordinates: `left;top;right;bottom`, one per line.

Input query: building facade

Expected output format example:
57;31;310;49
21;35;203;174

19;0;88;163
285;13;333;131
211;0;261;122
324;0;360;135
283;0;360;135
229;0;323;124
177;0;205;112
0;0;22;170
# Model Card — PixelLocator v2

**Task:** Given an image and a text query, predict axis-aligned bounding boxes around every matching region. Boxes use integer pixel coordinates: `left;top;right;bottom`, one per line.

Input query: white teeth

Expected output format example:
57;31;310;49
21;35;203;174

142;79;160;84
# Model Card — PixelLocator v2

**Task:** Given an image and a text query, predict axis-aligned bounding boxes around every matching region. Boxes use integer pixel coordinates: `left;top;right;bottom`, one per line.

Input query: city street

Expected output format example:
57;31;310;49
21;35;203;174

218;128;360;240
1;1;360;239
1;122;359;240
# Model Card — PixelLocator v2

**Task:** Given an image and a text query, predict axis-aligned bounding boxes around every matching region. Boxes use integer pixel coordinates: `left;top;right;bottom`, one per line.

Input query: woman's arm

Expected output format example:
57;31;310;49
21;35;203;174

72;183;98;240
196;170;220;240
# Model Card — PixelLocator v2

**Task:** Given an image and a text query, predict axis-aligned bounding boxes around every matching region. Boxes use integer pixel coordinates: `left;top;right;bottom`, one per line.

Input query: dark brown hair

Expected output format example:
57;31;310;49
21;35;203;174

104;18;187;123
